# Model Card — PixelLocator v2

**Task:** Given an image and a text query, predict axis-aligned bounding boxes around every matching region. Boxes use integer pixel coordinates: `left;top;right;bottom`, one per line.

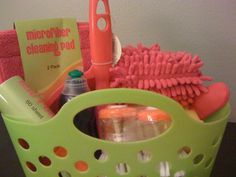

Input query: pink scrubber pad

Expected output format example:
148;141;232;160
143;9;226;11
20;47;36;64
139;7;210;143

110;44;212;107
192;82;230;120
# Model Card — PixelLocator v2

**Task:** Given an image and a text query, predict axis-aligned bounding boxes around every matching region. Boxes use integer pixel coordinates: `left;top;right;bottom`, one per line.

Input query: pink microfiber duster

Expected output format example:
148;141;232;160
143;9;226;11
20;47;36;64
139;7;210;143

110;44;212;107
109;44;230;120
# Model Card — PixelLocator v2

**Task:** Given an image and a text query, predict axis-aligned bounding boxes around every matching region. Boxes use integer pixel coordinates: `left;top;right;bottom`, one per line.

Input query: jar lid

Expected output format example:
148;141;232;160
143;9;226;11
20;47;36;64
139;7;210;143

138;107;170;122
99;105;137;119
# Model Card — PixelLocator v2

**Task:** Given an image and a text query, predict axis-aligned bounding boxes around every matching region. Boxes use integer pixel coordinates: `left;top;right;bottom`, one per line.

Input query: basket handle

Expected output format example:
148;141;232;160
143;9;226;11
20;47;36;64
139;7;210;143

55;88;194;130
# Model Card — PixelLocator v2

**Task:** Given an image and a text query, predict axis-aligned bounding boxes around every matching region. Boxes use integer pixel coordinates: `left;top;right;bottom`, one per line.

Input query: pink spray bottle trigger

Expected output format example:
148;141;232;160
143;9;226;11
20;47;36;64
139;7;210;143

85;0;113;90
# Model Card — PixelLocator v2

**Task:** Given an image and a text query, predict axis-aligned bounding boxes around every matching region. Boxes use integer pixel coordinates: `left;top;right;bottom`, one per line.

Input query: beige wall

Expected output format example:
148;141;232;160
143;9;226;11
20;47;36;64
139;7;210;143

1;0;235;121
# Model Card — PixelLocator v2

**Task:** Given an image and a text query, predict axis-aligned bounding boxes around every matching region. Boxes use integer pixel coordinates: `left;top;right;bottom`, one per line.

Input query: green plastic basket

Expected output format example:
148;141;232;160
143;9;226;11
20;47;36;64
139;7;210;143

2;88;230;177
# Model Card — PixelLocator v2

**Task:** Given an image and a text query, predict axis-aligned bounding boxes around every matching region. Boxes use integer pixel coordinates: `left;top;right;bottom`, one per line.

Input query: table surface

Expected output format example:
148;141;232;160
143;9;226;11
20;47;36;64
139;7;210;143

0;117;235;177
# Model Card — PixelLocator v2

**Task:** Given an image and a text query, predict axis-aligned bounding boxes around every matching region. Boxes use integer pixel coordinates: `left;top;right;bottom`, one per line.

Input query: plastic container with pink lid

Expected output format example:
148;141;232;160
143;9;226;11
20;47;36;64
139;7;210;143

97;104;138;142
137;107;171;140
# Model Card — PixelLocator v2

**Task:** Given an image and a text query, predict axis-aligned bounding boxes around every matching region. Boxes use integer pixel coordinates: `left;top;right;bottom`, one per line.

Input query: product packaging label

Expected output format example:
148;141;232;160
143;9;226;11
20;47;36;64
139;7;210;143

15;18;82;98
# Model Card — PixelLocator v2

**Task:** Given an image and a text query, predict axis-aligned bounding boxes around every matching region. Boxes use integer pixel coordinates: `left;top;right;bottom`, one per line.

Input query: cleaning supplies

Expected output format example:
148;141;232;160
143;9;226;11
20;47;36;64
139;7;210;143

60;69;98;137
52;0;229;122
14;18;83;96
109;44;230;120
98;104;171;142
0;76;53;122
0;23;91;110
85;0;113;90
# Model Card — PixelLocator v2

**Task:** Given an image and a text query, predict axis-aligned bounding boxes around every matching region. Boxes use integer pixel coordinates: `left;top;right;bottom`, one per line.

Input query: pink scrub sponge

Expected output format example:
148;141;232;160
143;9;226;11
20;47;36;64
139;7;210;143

192;82;230;120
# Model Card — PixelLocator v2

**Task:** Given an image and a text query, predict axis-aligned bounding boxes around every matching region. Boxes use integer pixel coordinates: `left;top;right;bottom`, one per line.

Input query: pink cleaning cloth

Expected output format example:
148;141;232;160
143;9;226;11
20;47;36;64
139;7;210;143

0;22;91;83
0;56;24;83
0;30;20;58
81;48;92;72
76;22;90;49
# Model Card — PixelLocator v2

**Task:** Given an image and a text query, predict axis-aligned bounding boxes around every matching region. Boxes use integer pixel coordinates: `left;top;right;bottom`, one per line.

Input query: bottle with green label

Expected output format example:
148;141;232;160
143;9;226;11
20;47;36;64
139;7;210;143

60;69;98;137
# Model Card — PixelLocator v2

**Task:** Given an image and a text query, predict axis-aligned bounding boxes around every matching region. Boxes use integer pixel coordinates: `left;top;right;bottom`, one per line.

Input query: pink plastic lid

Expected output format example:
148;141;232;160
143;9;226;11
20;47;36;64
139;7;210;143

138;107;171;122
98;105;136;119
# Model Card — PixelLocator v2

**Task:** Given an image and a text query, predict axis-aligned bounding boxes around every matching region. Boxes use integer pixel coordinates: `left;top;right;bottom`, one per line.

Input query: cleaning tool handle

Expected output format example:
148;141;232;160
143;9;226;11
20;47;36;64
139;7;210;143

89;0;112;64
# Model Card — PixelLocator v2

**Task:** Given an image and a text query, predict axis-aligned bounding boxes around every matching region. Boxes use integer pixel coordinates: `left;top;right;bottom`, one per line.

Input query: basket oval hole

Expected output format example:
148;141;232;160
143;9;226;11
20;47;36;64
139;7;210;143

96;104;172;143
18;138;30;149
174;170;186;177
178;146;192;159
94;149;108;161
158;161;170;177
116;163;130;175
26;161;37;172
75;160;89;172
54;146;68;158
137;150;152;162
38;156;51;166
58;170;71;177
193;154;204;165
